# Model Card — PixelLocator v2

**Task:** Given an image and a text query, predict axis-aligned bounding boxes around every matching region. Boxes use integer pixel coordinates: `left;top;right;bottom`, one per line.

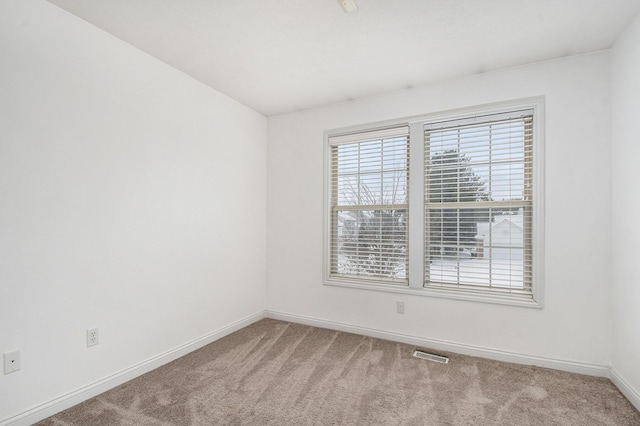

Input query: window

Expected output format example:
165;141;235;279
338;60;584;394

328;127;410;284
324;98;544;307
424;111;533;297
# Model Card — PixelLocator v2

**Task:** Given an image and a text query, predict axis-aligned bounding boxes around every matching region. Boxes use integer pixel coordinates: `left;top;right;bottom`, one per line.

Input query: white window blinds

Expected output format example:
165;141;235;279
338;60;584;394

329;127;410;284
424;110;533;296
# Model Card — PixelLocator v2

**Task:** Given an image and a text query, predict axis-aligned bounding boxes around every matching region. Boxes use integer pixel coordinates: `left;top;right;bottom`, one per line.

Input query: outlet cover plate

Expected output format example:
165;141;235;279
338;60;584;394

4;350;21;374
87;328;99;347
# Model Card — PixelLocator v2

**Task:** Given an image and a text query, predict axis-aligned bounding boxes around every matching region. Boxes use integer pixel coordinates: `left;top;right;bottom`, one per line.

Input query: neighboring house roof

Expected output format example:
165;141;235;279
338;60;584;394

475;216;523;239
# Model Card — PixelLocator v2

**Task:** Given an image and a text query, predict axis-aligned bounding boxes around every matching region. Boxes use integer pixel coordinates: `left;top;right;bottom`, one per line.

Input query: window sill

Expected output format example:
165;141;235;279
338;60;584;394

324;278;543;309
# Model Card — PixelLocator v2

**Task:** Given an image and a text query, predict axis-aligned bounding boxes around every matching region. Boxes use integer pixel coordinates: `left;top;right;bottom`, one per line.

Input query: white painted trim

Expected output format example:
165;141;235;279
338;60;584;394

265;310;609;377
610;368;640;413
408;121;425;289
0;311;265;426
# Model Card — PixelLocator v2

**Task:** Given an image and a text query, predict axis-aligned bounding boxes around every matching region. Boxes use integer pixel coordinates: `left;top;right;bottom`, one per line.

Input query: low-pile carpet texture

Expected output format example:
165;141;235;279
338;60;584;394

39;319;640;425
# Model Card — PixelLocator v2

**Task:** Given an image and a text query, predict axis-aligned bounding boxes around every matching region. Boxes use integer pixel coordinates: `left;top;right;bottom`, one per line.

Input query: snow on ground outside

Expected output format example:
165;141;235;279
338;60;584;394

429;256;524;289
337;254;524;289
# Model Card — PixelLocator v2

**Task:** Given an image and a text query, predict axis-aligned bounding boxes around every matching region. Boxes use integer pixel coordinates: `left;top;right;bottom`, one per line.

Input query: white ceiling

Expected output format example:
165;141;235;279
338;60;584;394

47;0;640;116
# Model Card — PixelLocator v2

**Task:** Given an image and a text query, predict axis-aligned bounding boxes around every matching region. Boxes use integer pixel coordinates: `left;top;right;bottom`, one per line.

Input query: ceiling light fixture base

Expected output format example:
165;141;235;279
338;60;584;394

337;0;358;13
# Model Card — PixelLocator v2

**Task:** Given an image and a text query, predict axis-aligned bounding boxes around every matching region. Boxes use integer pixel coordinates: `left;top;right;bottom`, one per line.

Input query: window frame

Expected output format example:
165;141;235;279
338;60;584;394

323;97;545;308
328;126;411;285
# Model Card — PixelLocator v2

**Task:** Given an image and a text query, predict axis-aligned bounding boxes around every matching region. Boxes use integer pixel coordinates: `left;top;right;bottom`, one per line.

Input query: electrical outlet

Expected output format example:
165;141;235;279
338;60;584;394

397;301;405;314
4;350;21;374
87;328;99;347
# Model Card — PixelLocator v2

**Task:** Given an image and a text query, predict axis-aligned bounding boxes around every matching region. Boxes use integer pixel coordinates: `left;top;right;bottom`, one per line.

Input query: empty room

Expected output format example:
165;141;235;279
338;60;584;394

1;0;640;424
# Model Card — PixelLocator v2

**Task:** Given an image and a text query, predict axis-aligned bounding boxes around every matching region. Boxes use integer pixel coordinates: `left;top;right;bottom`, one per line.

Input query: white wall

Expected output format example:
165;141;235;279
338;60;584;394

611;11;640;407
267;53;612;368
2;0;635;421
0;0;266;422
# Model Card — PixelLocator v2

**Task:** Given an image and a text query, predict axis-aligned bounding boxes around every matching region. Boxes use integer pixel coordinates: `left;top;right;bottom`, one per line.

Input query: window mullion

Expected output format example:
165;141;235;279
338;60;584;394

408;122;424;289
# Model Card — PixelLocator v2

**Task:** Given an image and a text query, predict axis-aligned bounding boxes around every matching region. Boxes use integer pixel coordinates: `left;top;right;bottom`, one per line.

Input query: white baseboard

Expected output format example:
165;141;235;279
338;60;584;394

265;310;610;378
1;311;265;426
6;310;636;425
610;368;640;412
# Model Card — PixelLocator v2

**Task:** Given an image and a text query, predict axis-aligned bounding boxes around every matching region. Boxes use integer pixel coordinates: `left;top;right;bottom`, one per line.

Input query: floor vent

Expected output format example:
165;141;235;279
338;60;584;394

413;350;449;364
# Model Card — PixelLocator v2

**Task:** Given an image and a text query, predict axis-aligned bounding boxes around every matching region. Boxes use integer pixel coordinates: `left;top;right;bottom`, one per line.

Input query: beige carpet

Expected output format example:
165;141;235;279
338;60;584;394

38;319;640;425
